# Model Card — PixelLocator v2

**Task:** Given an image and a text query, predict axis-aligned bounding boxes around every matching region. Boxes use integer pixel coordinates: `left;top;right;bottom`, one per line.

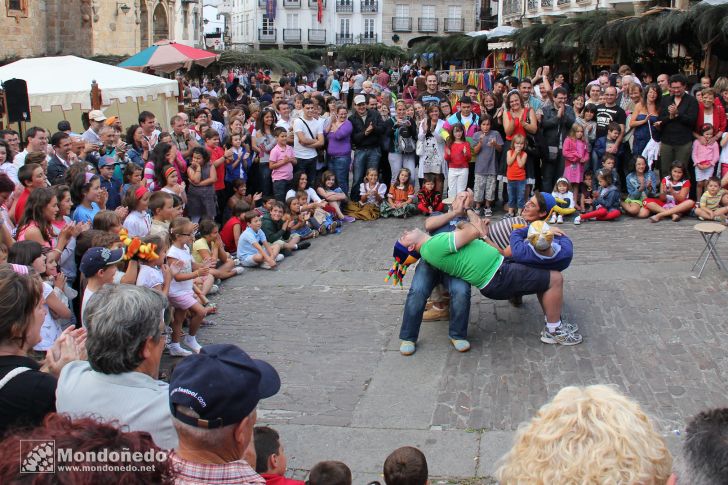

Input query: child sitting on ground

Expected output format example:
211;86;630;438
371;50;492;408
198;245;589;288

644;161;696;223
601;154;621;192
253;426;305;485
345;167;386;221
381;168;418;218
297;190;340;235
579;169;622;222
148;191;176;238
262;201;310;254
692;123;720;202
695;176;728;222
237;210;284;269
551;178;576;224
316;170;355;223
579;170;596;214
287;197;316;240
227;179;262;216
220;201;250;254
192;219;244;281
308;461;352;485
417;173;444;216
382;446;429;485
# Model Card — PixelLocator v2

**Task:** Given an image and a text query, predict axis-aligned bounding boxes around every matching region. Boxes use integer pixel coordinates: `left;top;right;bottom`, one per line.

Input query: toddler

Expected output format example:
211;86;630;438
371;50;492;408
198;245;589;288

444;123;471;197
579;169;621;222
472;115;503;216
601;154;621;191
695;176;728;222
551;178;576;224
167;217;210;356
417;173;444;216
381;168;418;218
692;123;720;202
297;190;340;235
505;134;527;218
287;197;316;240
592;122;624;173
579;170;596;213
237;210;284;269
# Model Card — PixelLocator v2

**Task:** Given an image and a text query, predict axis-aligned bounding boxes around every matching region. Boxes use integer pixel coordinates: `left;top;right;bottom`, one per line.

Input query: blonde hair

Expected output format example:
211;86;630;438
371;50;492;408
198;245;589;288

568;123;584;139
495;385;672;485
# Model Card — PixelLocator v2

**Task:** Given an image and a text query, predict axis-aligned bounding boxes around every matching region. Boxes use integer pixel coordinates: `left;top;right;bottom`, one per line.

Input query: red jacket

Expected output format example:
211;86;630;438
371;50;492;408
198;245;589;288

261;473;305;485
696;99;727;134
417;188;444;215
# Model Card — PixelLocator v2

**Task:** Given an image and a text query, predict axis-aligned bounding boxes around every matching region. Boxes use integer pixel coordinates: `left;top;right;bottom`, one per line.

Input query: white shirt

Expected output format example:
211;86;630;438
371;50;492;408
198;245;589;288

123;210;151;238
167;245;193;297
293;117;322;159
275;118;292;132
137;264;163;290
0;162;19;184
81;288;95;328
285;187;321;203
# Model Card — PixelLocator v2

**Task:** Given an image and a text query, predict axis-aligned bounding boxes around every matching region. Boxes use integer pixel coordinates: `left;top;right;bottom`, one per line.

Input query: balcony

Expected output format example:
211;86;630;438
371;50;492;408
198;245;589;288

361;0;377;13
308;28;327;44
557;0;570;5
258;29;276;43
444;18;464;32
336;0;353;12
308;0;326;6
359;33;377;44
527;0;538;10
541;0;552;7
392;17;412;32
283;28;301;42
336;33;353;44
418;17;438;32
283;0;301;6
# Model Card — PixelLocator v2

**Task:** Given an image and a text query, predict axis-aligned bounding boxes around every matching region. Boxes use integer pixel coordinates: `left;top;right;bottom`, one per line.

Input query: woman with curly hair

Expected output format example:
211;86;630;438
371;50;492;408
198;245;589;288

495;385;672;485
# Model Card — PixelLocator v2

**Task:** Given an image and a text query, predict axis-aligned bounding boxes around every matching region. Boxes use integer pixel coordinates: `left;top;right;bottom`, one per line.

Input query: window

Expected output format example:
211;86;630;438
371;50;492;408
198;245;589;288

422;5;434;18
262;15;275;34
340;17;350;34
395;4;409;17
286;13;298;28
447;5;461;18
7;0;29;18
364;18;374;37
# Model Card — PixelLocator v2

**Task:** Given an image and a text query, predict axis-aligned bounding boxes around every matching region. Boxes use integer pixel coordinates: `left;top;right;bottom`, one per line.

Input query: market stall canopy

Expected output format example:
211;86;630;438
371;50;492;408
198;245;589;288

0;55;178;111
119;40;220;74
466;26;518;39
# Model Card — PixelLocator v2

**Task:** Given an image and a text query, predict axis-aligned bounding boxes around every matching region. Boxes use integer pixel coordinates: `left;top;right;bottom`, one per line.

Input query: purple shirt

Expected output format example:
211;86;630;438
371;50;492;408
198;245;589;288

326;119;353;157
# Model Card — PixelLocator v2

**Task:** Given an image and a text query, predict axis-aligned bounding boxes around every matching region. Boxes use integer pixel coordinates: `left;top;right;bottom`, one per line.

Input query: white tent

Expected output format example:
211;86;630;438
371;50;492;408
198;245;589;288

0;56;179;133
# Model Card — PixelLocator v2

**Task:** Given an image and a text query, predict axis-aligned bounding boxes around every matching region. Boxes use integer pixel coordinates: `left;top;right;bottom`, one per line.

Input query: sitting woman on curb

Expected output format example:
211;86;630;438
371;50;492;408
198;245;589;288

622;155;659;217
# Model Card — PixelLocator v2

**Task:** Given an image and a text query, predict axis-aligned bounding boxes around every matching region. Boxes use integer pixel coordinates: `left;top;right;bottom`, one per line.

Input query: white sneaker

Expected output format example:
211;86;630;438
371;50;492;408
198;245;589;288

261;262;272;269
573;215;581;225
183;335;202;353
233;266;245;275
168;343;192;357
557;214;564;224
208;284;220;295
549;213;557;224
275;253;284;262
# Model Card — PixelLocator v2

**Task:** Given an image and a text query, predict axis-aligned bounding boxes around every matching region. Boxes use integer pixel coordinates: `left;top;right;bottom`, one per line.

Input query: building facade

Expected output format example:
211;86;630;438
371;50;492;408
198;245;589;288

499;0;652;27
216;0;478;50
218;0;383;50
0;0;203;61
381;1;479;48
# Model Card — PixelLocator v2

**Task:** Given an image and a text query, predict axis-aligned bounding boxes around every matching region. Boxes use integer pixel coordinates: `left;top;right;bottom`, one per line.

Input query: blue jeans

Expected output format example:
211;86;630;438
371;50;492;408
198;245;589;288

328;155;351;196
351;147;381;199
272;179;289;202
399;259;471;341
507;180;526;209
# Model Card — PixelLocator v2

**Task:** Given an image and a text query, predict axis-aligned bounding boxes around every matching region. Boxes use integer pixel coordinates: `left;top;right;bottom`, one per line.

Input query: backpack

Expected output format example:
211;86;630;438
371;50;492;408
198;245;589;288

396;119;416;154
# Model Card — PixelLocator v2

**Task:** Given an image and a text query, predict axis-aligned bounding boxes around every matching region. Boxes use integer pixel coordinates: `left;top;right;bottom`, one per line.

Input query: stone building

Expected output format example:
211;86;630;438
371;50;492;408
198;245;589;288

0;0;203;62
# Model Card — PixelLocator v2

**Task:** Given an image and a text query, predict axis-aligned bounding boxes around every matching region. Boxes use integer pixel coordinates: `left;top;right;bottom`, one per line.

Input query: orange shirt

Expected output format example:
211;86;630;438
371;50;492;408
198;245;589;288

388;183;415;204
506;150;526;181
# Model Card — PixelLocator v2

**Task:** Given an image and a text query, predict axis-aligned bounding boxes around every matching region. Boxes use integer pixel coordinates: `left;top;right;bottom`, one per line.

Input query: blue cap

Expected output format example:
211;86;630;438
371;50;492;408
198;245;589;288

541;193;558;215
98;155;119;168
79;247;124;277
169;344;280;429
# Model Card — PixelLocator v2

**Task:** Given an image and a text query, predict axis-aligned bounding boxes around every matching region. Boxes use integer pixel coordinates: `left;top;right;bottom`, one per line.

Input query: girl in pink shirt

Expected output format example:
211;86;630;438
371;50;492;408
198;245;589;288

692;123;720;202
562;124;590;205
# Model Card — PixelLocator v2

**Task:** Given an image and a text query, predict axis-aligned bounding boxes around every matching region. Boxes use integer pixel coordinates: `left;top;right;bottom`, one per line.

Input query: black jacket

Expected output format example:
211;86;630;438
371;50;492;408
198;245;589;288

657;94;698;146
349;109;385;149
47;155;69;185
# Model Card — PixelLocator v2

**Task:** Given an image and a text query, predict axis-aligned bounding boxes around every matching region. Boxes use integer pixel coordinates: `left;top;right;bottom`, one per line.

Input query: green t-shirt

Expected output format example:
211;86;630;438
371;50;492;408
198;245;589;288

420;232;504;289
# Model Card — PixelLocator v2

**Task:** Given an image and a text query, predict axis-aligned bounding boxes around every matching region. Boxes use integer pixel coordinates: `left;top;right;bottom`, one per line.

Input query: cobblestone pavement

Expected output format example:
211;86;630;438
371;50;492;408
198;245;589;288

164;215;728;482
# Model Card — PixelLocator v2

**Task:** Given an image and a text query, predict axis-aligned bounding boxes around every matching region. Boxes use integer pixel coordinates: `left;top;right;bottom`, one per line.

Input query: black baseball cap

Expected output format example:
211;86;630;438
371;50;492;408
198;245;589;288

169;344;280;429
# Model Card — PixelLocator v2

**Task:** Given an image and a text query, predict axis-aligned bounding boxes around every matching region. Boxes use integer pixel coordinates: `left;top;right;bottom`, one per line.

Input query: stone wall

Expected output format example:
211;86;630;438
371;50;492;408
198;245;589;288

0;1;48;59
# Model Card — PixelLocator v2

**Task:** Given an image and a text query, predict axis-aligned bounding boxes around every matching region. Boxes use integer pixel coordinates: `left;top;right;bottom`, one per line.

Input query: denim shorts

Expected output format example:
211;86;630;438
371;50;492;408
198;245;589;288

480;261;551;300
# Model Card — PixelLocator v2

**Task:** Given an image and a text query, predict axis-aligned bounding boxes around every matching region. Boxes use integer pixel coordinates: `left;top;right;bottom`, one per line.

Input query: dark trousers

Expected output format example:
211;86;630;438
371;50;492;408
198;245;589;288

296;157;318;188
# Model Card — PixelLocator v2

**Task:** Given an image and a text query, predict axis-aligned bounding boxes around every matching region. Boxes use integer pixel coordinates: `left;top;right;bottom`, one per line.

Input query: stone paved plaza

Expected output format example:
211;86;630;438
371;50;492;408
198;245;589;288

167;215;728;483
